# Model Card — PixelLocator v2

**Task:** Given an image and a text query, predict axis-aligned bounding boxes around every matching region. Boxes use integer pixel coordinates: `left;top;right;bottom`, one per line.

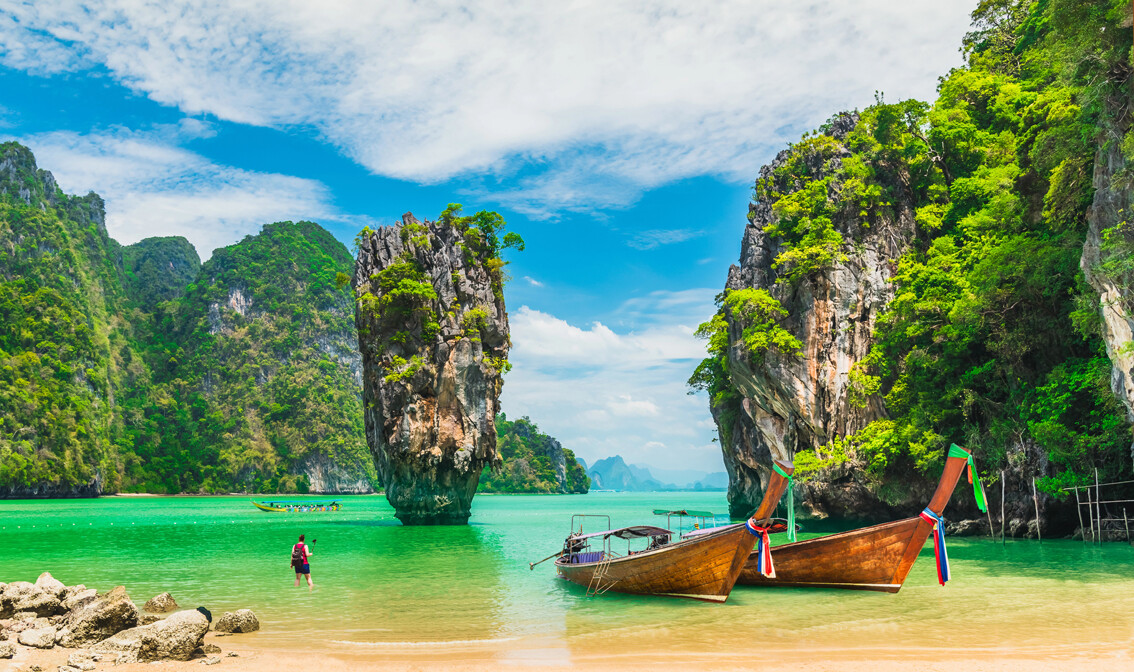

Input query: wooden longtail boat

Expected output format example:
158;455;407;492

738;444;986;593
251;499;342;512
550;459;793;602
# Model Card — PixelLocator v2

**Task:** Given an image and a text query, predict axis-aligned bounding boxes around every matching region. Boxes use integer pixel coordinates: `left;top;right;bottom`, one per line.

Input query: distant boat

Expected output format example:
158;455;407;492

251;499;342;512
544;459;793;602
738;444;986;592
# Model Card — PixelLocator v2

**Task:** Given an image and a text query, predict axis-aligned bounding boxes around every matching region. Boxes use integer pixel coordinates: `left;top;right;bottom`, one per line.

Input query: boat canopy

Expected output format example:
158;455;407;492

653;509;716;517
256;500;340;505
571;525;671;541
682;523;739;538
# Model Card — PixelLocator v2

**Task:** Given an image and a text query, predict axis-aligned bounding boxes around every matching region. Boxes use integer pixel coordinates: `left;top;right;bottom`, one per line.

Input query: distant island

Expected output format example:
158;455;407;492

586;455;726;492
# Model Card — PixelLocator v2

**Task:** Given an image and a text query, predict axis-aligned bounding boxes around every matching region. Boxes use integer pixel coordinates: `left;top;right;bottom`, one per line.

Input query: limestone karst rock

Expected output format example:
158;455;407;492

353;211;512;524
714;113;921;520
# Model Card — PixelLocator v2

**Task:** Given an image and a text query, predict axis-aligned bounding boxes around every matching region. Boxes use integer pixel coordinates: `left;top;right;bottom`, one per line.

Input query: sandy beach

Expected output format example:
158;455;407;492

6;633;1134;672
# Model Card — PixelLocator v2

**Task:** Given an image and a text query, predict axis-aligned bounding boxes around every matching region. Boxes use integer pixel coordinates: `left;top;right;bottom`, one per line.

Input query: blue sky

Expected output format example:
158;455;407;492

0;0;975;474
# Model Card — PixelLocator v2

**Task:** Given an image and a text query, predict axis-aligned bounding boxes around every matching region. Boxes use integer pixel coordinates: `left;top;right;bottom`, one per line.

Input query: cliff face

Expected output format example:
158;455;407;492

1;142;379;496
354;212;511;524
1081;117;1134;425
0;143;126;497
719;114;919;519
164;220;375;494
711;1;1132;535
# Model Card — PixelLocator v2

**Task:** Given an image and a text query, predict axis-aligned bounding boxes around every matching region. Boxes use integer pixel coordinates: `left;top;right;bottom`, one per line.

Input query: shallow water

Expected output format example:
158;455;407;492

4;492;1134;665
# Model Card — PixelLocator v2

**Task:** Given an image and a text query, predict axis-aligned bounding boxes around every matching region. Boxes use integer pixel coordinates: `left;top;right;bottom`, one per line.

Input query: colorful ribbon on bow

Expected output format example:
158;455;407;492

745;519;776;578
919;508;950;586
773;462;797;542
949;444;987;513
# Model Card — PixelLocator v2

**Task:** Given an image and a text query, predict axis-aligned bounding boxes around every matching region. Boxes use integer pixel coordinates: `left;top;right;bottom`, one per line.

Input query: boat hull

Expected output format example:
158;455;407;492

738;448;971;593
555;523;756;602
738;516;928;592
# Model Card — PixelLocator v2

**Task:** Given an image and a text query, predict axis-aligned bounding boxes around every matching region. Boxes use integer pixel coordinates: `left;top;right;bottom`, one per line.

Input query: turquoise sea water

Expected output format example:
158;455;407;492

4;492;1134;665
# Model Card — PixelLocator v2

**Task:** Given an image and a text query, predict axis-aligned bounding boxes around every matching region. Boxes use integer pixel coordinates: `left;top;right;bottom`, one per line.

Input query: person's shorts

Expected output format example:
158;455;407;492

294;563;310;575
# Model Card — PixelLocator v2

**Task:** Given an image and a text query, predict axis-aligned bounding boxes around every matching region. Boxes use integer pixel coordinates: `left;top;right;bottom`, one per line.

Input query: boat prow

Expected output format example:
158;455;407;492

738;444;986;592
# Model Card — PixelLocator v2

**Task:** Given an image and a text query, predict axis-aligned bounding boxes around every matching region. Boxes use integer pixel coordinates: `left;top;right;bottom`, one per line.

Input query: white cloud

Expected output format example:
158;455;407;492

0;0;975;213
14;123;351;257
627;228;704;250
501;291;724;472
522;276;544;288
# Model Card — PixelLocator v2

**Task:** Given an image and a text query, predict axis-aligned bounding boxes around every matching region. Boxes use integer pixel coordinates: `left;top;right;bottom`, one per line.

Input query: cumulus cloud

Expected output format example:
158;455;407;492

502;290;723;471
15;123;351;257
0;0;974;213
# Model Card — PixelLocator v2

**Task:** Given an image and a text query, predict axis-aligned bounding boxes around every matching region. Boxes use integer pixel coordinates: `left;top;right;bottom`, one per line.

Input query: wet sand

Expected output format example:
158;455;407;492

6;631;1133;672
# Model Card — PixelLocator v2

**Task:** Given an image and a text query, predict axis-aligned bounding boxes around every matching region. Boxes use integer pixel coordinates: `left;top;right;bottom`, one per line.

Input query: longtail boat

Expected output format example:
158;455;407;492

251;499;342;512
738;444;987;592
545;459;794;602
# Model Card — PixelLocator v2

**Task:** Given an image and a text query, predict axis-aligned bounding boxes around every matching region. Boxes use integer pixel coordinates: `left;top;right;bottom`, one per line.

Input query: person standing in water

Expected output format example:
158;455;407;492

291;534;314;590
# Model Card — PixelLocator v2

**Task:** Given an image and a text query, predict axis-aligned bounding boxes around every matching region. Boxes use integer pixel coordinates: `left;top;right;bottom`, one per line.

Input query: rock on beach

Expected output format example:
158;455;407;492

92;609;208;662
143;592;179;614
17;625;56;649
56;586;138;647
214;609;260;633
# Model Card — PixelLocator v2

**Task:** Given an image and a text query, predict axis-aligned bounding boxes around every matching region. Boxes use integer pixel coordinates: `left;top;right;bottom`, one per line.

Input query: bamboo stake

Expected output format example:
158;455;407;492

1087;486;1095;541
1096;468;1103;544
1075;486;1086;543
1000;469;1007;544
1032;477;1042;543
982;478;995;541
1124;509;1130;544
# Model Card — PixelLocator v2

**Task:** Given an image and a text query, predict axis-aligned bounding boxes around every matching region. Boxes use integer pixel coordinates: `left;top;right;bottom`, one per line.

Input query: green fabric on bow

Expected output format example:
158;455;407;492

772;462;797;541
949;443;987;513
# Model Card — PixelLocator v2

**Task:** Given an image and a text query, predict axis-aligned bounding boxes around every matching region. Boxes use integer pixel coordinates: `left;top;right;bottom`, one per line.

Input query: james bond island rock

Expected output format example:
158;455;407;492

353;206;522;524
697;1;1134;534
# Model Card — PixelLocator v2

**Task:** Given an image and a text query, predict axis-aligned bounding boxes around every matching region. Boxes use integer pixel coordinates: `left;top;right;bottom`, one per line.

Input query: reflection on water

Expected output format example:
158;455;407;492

5;492;1134;664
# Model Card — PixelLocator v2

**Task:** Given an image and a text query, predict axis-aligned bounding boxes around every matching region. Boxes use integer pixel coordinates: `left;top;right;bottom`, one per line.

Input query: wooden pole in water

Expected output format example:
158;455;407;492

1032;477;1042;543
982;478;995;541
1095;467;1103;544
1000;469;1007;544
1075;487;1086;542
1086;486;1095;541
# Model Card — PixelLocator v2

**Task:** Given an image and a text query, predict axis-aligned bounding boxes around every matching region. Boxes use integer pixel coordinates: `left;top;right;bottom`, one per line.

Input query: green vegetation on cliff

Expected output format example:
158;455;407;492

697;0;1132;495
123;221;374;493
0;144;130;492
479;414;589;494
0;144;375;495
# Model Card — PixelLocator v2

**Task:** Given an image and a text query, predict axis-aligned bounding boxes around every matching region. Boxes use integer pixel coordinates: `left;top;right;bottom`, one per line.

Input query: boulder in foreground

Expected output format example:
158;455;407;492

92;609;208;662
214;609;259;633
56;586;138;647
17;625;56;648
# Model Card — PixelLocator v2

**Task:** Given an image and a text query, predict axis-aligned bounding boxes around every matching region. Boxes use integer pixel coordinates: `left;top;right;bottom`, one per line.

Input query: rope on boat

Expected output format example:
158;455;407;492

773;462;797;542
918;508;950;586
745;520;776;578
949;444;987;513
